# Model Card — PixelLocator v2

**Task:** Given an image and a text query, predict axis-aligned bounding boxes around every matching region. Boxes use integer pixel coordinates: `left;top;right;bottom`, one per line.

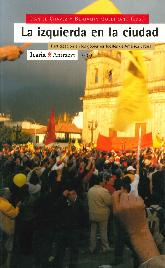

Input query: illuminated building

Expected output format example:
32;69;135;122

82;44;165;143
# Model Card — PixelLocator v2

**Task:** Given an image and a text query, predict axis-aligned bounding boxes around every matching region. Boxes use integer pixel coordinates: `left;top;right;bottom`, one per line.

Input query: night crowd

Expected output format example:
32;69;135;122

0;144;165;268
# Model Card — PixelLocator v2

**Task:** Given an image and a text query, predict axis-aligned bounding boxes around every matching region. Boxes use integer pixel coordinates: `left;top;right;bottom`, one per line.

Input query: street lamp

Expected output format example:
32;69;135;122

88;120;98;144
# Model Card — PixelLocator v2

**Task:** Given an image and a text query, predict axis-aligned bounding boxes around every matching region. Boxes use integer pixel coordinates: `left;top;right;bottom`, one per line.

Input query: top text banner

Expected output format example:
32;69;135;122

26;14;149;24
14;23;165;43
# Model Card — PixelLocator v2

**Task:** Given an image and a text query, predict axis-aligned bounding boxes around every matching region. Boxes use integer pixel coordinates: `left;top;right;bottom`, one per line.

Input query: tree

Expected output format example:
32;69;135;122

0;125;32;145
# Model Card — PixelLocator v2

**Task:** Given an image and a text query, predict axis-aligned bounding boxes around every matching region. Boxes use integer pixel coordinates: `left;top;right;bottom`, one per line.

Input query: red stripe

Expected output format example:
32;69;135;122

26;14;149;24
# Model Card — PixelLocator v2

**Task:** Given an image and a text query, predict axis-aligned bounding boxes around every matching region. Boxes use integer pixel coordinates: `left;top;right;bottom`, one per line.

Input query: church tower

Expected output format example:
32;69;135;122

82;50;122;143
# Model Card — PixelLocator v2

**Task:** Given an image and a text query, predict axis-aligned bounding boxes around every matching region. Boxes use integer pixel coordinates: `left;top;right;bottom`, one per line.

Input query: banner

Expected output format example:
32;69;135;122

111;136;138;151
141;132;152;148
97;132;153;151
97;133;112;151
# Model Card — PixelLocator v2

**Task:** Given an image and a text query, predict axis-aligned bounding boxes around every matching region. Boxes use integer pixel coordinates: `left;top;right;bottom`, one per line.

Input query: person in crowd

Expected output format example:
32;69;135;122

95;152;105;172
148;165;157;196
53;187;86;268
39;158;50;195
113;167;123;191
112;176;139;267
104;173;116;244
138;157;151;206
80;156;96;191
104;173;116;194
87;174;112;253
13;157;24;174
49;159;65;201
17;171;41;255
124;161;139;196
0;187;20;268
9;173;27;206
152;159;165;209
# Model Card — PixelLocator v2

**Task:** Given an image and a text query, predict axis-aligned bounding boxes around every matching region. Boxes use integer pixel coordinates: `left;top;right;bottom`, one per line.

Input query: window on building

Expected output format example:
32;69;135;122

108;69;113;81
95;68;98;83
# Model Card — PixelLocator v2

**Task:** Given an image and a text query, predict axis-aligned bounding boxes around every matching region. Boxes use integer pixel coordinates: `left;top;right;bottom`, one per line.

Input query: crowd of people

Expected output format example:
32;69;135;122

0;143;165;268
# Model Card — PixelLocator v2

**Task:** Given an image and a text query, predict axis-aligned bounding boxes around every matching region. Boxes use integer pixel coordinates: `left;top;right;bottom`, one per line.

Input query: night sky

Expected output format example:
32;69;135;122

0;0;164;124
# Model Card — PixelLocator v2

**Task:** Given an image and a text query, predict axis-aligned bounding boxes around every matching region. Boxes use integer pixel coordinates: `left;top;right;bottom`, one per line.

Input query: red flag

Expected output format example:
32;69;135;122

97;133;112;152
44;110;56;145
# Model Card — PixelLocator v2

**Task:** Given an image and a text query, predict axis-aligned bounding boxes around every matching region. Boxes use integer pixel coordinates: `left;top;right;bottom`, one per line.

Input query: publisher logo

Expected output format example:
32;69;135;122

27;50;78;60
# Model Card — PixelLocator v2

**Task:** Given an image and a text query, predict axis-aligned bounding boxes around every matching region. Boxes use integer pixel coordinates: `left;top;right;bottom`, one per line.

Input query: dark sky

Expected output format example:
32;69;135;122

0;0;164;124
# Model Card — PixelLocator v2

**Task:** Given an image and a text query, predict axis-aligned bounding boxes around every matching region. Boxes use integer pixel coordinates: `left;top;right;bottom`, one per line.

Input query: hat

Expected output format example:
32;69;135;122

127;166;136;172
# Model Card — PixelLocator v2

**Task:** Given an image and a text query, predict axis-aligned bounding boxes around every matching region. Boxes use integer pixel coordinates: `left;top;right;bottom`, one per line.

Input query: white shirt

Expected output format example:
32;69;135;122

130;174;139;196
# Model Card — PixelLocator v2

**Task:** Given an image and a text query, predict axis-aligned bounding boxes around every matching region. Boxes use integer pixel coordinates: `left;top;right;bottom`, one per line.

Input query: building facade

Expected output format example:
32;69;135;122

0;113;11;125
82;44;165;144
23;122;82;144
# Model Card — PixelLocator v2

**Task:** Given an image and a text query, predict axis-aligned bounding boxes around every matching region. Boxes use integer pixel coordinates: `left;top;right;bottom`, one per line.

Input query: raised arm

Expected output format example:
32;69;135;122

112;191;160;265
0;43;31;61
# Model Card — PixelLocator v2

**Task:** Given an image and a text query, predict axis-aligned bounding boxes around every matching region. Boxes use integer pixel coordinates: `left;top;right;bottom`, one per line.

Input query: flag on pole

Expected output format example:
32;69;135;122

137;126;142;161
74;139;81;149
113;50;151;131
77;0;151;132
44;110;56;145
153;133;163;148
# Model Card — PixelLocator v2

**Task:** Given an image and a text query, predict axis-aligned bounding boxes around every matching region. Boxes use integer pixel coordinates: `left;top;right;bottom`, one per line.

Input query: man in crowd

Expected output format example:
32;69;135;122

54;187;86;268
87;174;112;253
152;159;165;209
124;161;140;196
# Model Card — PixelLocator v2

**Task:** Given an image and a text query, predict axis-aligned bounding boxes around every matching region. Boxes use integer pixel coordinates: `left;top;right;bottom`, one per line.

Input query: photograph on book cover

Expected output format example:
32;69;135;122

0;1;165;268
